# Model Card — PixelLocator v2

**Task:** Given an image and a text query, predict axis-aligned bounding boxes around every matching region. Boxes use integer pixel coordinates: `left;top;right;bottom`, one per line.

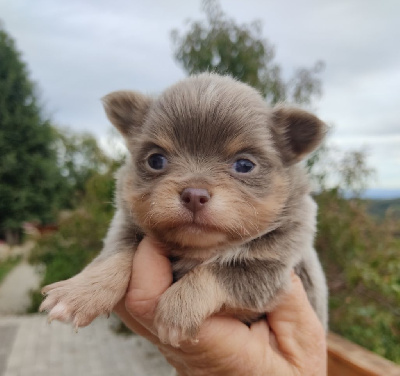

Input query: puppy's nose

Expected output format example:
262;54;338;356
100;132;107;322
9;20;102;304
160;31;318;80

180;188;210;213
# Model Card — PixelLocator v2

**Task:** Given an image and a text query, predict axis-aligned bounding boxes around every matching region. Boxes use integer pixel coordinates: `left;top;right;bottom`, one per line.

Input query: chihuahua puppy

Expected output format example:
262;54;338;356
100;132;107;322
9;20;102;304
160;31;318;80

41;73;328;347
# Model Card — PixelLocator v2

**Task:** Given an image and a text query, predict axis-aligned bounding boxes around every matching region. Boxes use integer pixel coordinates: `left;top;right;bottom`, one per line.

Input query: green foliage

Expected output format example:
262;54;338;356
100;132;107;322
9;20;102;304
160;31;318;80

0;255;21;283
29;167;117;312
315;187;400;363
0;27;112;243
367;198;400;221
171;0;323;105
53;127;114;208
0;27;65;239
308;145;400;363
329;292;400;362
307;145;375;195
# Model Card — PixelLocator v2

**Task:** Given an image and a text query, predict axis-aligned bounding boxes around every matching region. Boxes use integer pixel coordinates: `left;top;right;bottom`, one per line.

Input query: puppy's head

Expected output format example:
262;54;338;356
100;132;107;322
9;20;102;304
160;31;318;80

103;74;325;250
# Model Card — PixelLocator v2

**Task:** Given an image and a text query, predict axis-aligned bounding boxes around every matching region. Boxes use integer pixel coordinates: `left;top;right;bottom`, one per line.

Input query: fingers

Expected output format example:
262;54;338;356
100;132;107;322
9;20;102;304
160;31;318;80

115;237;173;336
159;316;256;374
113;299;159;343
269;272;325;338
267;272;326;373
184;316;248;352
165;316;278;375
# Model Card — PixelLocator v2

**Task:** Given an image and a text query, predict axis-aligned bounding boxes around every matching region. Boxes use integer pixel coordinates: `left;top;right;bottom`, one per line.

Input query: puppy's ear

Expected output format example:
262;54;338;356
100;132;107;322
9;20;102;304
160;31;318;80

271;106;326;165
102;91;152;137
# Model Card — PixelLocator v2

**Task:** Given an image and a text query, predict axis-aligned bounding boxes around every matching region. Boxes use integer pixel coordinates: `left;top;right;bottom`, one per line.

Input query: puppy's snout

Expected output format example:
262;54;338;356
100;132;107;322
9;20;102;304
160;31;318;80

180;188;210;213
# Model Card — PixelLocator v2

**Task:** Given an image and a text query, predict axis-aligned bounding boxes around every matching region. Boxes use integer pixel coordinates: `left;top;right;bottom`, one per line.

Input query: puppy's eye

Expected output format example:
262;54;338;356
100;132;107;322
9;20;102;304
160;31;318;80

233;159;255;173
147;153;168;170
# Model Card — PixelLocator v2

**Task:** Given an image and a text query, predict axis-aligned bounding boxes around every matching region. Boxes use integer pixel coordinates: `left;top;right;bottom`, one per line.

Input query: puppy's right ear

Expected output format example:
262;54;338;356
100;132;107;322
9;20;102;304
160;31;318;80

102;91;152;137
271;106;326;165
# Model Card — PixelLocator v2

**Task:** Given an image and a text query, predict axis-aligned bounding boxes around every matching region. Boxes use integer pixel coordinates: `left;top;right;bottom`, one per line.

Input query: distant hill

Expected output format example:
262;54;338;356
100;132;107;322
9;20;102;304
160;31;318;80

366;198;400;220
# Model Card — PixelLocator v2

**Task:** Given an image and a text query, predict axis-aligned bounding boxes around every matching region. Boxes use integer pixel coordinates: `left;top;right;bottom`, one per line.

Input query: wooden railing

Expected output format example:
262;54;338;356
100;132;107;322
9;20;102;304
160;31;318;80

327;332;400;376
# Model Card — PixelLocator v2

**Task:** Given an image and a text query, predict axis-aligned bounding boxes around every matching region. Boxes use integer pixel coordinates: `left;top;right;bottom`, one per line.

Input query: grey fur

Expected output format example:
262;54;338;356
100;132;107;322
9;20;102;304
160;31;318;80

41;73;328;342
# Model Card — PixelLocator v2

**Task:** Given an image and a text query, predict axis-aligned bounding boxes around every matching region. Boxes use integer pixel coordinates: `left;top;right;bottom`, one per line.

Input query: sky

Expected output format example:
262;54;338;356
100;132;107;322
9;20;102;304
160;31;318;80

1;0;399;192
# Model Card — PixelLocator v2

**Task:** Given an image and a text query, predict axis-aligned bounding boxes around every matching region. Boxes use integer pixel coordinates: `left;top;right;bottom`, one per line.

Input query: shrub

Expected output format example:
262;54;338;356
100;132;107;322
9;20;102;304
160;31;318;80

29;169;116;312
315;189;400;363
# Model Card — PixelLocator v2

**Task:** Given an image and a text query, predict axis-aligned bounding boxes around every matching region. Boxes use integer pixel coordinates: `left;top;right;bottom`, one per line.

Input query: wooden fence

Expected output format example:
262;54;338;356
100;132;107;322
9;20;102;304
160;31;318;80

328;332;400;376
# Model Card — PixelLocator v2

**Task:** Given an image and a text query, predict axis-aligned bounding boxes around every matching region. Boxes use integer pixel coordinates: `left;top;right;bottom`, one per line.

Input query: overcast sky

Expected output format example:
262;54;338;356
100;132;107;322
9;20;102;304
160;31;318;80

1;0;399;190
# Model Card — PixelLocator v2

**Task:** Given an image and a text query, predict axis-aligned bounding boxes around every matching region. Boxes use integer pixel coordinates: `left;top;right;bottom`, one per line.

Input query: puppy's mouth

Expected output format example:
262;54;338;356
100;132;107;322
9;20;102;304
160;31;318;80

161;213;222;233
174;220;219;233
152;213;229;249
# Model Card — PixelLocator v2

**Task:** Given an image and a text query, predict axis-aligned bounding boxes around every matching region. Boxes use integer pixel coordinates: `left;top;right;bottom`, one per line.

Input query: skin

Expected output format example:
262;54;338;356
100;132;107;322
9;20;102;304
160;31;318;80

114;237;327;376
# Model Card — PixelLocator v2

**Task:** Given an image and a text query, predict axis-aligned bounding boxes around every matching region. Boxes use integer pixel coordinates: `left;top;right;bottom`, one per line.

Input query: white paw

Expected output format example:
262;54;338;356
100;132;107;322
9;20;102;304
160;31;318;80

154;291;202;347
40;274;126;328
156;320;200;348
155;320;200;348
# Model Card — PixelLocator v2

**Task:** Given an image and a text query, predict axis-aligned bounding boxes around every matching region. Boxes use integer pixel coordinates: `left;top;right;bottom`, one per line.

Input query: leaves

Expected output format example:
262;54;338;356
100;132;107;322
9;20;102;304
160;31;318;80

315;187;400;363
0;27;65;234
171;0;323;105
52;128;116;208
29;167;117;312
0;26;118;238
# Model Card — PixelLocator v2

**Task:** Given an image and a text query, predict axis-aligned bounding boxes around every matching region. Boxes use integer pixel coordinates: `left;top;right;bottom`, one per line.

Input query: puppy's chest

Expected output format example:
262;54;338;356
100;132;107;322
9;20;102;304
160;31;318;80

170;244;250;281
169;248;270;325
171;257;202;281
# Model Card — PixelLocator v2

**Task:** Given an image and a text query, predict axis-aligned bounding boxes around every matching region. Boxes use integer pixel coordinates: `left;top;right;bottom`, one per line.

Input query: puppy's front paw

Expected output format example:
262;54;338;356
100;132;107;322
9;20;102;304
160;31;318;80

154;289;202;348
40;277;109;328
40;263;130;328
154;272;224;348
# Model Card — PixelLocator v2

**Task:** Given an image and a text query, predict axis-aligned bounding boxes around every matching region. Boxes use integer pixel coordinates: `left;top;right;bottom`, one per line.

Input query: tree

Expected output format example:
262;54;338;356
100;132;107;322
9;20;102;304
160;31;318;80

53;128;116;208
171;0;324;105
306;145;375;196
0;26;64;243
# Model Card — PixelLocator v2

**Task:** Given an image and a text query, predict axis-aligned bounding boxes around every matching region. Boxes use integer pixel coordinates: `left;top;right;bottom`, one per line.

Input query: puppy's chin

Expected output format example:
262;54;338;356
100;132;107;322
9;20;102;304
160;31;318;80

155;225;229;249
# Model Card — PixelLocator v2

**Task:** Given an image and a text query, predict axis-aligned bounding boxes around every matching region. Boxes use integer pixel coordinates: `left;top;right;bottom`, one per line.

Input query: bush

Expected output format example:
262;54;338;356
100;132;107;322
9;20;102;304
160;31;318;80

29;169;116;312
315;189;400;363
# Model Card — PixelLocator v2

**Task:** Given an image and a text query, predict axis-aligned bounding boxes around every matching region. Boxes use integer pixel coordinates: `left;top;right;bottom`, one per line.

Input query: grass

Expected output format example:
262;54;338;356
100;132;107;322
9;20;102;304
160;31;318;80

0;255;21;284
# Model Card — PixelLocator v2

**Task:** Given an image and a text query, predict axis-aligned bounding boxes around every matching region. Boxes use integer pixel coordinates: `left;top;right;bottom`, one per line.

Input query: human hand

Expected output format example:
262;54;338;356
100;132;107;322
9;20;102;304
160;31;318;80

114;237;327;376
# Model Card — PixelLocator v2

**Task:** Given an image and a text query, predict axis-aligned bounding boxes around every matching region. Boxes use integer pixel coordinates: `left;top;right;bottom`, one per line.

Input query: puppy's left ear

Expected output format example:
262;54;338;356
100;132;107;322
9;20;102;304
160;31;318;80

271;106;326;165
102;91;152;138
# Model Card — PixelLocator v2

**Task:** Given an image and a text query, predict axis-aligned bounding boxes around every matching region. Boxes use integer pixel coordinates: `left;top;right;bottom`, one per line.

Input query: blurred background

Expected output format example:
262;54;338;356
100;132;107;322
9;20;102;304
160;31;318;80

0;0;399;370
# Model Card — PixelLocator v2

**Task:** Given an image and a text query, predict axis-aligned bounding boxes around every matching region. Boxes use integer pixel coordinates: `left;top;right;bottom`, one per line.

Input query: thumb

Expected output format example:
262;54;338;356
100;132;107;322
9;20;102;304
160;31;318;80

124;237;173;328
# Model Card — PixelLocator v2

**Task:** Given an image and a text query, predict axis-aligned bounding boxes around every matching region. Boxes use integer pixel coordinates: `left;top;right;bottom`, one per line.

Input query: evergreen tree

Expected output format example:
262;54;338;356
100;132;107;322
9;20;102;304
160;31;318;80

0;26;63;243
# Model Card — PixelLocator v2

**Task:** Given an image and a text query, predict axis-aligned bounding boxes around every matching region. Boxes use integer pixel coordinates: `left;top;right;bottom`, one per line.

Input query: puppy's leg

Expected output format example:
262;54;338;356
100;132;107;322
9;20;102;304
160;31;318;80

40;210;139;328
155;258;291;347
155;266;227;347
211;258;292;313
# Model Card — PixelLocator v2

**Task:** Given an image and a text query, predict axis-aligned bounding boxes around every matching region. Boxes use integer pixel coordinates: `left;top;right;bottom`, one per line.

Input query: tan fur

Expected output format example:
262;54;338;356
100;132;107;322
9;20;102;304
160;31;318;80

41;73;328;346
155;267;227;347
41;249;133;328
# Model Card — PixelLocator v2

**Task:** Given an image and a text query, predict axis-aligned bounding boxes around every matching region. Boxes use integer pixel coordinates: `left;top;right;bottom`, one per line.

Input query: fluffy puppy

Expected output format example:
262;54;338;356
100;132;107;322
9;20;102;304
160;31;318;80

40;73;328;347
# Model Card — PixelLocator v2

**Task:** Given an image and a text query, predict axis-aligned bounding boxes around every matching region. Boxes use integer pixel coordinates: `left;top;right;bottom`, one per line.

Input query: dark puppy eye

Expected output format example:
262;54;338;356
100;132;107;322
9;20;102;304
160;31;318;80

233;159;255;173
147;153;168;170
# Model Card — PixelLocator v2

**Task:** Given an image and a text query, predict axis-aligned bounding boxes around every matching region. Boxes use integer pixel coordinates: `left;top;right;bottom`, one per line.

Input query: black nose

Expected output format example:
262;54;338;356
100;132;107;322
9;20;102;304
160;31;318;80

180;188;210;213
